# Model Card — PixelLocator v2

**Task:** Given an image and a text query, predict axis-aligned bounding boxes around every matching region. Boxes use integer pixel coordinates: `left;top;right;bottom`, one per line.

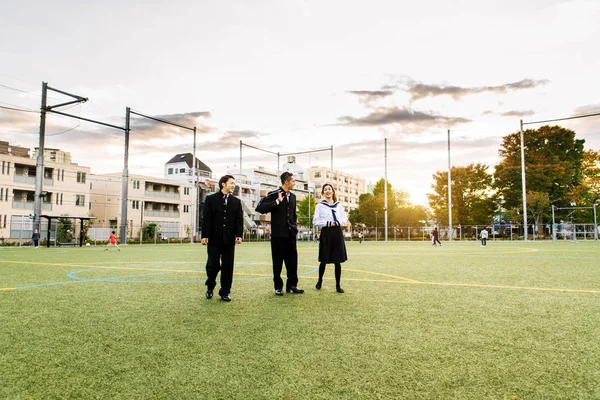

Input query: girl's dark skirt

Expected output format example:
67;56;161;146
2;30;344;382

318;226;348;264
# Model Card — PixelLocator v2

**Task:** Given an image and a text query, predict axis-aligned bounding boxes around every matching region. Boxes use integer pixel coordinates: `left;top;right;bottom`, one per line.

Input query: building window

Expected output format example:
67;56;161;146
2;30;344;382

1;161;4;174
184;187;190;195
180;168;186;173
0;188;3;201
132;180;140;189
132;200;140;209
168;168;173;175
60;193;63;205
184;205;189;213
77;172;86;183
314;172;321;178
76;195;85;206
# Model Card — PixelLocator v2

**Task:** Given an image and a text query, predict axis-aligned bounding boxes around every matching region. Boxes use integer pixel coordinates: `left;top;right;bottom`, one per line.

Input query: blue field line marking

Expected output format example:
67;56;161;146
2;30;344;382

65;264;319;284
10;263;319;290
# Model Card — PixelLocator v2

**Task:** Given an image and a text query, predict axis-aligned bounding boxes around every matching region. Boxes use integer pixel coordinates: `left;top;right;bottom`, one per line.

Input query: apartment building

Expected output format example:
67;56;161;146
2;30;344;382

229;158;314;232
0;142;91;240
309;167;366;214
89;173;202;240
164;153;213;182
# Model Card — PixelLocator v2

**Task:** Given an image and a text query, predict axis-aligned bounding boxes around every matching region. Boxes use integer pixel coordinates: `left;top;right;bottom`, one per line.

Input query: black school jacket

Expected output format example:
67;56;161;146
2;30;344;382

201;191;243;245
255;188;298;238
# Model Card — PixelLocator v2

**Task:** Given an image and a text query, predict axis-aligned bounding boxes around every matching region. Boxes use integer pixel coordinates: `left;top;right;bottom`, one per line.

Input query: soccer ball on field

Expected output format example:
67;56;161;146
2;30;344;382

85;243;91;247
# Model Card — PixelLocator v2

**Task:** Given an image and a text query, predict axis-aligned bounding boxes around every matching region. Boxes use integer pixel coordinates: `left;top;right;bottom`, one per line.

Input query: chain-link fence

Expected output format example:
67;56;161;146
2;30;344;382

4;219;599;247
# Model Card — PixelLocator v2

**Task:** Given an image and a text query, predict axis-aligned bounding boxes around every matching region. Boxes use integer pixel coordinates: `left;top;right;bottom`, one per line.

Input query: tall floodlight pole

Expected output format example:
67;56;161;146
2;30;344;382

375;211;378;241
240;140;243;174
447;129;453;241
384;138;388;242
520;120;528;241
120;107;131;245
330;145;333;188
551;205;556;241
190;127;197;244
34;82;48;233
308;152;312;241
594;203;598;241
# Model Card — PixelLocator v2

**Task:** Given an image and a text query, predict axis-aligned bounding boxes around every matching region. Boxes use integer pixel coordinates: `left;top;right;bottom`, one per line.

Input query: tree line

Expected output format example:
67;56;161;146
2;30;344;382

298;125;600;229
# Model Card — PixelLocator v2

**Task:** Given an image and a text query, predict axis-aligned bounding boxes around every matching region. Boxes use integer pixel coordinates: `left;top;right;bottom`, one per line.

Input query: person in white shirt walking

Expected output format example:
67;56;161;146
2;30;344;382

480;228;489;247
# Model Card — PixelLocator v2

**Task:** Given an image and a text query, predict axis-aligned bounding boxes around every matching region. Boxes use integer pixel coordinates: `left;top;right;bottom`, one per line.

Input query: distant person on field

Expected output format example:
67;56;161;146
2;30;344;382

66;229;73;243
105;231;120;251
480;228;488;247
432;227;442;246
358;231;363;244
313;183;348;293
32;229;40;248
201;174;243;302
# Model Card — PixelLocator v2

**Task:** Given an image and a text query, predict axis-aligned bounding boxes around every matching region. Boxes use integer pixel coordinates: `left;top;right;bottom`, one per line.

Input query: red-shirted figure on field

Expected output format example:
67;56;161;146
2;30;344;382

105;230;120;251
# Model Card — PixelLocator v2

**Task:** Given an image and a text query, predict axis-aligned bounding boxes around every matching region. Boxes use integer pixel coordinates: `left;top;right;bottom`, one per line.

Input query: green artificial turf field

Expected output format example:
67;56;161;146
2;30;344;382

1;241;599;399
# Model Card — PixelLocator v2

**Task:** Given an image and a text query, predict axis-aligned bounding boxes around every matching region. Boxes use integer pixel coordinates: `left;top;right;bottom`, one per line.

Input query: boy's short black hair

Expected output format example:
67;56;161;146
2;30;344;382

219;174;235;189
280;171;294;185
112;231;115;234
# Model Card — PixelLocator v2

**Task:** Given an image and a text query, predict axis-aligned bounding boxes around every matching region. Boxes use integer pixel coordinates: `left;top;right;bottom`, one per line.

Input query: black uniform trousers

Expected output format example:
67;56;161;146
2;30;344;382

205;243;235;296
270;236;298;290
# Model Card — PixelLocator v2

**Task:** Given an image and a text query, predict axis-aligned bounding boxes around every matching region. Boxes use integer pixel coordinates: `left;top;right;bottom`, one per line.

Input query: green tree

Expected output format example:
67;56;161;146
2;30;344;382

428;163;496;225
142;222;158;241
297;194;317;227
57;215;72;243
349;179;427;238
567;149;600;221
493;125;585;215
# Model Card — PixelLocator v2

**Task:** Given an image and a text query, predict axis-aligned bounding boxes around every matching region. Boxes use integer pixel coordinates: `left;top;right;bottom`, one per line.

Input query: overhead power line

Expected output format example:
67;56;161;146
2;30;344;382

523;112;600;126
0;104;38;113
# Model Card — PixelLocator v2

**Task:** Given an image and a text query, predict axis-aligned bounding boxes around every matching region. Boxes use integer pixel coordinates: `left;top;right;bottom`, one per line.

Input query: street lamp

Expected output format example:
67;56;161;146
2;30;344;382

375;211;379;242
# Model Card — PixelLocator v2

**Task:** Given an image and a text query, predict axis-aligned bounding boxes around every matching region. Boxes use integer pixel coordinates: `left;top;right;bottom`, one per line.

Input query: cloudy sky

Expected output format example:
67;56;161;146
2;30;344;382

1;0;599;204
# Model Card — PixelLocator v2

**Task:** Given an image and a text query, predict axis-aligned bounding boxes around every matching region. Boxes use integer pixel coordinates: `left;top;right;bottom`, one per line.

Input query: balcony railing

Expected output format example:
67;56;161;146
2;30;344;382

145;191;180;200
13;175;54;186
144;210;180;218
12;201;52;211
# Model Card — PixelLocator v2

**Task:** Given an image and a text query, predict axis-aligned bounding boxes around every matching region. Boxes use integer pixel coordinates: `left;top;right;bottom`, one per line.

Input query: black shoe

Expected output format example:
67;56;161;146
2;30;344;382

205;290;213;299
286;286;304;294
315;281;322;290
336;286;345;294
220;295;231;302
275;289;284;296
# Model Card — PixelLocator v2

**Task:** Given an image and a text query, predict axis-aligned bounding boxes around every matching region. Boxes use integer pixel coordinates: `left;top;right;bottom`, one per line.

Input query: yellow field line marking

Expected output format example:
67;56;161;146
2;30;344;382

0;260;195;267
2;260;597;294
344;268;421;283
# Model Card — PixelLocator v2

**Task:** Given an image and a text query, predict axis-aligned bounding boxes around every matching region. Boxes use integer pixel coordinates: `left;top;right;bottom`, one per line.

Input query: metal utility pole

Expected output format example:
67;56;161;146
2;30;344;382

594;203;598;241
330;145;334;188
384;138;388;242
36;82;91;234
120;107;131;244
191;127;197;243
33;82;48;233
520;120;528;240
447;129;453;242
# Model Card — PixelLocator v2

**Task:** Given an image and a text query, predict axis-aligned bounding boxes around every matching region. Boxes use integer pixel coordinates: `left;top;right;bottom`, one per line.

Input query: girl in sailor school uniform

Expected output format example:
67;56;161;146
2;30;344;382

313;183;348;293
